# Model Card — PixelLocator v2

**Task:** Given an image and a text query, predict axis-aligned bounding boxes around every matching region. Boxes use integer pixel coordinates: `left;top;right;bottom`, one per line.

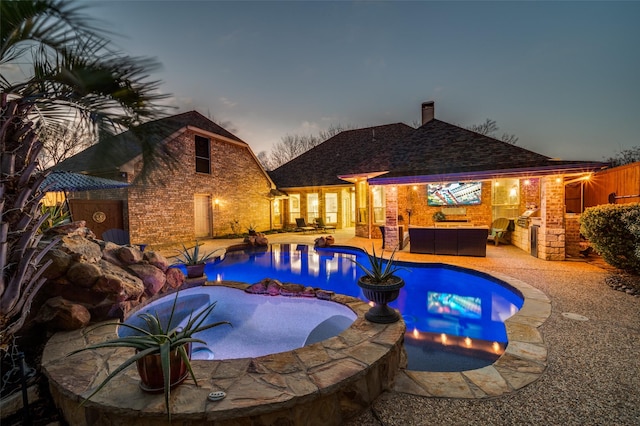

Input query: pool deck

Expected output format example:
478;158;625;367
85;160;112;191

157;229;640;425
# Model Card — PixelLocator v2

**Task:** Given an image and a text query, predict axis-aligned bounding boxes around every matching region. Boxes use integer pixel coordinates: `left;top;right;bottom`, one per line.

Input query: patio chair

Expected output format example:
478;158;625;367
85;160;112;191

487;217;511;246
102;228;131;245
295;218;315;234
315;218;336;233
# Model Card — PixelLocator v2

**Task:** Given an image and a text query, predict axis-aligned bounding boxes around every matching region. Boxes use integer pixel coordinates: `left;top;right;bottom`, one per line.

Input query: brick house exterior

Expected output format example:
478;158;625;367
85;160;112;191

55;111;276;246
270;102;605;260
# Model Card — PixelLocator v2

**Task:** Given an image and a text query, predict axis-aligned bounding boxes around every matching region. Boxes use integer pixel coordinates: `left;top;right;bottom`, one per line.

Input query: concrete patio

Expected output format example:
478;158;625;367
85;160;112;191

156;229;640;425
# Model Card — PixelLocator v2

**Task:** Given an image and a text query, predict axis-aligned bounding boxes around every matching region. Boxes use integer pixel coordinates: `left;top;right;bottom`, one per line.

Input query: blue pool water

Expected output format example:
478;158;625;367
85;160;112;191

201;243;524;372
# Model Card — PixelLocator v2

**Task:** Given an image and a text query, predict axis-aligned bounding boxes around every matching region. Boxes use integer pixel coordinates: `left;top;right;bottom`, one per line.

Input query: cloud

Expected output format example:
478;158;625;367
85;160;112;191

219;97;238;108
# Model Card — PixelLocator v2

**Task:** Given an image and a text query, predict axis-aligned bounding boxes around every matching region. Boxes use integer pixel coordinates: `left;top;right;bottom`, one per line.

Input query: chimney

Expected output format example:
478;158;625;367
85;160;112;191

421;101;435;125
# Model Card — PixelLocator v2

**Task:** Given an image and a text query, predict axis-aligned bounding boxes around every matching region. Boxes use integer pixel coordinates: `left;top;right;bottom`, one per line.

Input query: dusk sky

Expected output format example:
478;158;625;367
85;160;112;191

84;1;639;162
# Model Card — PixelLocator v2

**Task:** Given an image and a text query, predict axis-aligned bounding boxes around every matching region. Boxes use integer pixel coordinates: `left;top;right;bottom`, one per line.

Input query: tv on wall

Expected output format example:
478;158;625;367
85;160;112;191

427;182;482;206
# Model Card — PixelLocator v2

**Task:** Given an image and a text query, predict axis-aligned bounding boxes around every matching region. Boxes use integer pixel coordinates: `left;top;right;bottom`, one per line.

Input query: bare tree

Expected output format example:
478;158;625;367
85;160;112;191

606;146;640;167
260;124;351;170
36;119;96;170
468;118;519;144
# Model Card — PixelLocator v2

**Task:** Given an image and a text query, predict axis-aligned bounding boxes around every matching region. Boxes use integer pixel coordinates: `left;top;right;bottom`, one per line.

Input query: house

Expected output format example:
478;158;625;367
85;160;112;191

269;102;606;260
54;111;278;246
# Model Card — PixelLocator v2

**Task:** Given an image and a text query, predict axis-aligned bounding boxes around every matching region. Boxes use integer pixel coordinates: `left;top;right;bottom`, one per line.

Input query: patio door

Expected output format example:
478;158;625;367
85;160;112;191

194;195;212;238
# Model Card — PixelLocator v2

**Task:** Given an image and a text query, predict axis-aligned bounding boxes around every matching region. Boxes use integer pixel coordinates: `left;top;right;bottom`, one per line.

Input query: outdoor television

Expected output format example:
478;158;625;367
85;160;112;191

427;292;482;320
427;182;482;206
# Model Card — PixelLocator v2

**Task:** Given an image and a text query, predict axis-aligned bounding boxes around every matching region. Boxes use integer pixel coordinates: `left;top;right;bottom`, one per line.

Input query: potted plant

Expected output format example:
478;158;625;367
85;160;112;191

247;223;257;236
349;245;409;323
433;211;446;222
173;240;223;278
67;290;231;421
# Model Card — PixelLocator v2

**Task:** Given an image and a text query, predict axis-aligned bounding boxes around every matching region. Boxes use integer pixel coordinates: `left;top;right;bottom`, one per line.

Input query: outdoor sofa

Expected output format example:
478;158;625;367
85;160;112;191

409;226;489;257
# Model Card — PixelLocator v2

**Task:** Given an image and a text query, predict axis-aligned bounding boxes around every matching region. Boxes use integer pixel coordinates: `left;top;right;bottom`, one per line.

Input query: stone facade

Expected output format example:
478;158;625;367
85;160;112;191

564;214;582;258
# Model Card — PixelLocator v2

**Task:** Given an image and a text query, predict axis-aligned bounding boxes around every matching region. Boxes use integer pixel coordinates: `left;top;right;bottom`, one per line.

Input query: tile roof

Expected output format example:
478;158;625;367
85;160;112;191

268;123;416;188
270;118;603;188
54;111;246;174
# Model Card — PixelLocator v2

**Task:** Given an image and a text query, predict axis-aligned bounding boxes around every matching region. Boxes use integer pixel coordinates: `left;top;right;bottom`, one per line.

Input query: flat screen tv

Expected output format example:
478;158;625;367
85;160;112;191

427;182;482;206
427;292;482;320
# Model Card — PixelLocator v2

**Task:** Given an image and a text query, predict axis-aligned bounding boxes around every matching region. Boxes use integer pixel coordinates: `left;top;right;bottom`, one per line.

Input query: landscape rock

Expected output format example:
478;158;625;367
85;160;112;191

128;263;167;296
35;297;91;330
144;250;170;271
66;262;102;288
59;234;102;263
165;267;186;290
42;249;72;279
117;246;144;265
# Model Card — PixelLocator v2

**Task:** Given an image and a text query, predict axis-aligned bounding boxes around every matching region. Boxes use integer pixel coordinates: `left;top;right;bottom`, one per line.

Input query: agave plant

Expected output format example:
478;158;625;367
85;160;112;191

349;245;409;285
67;290;231;421
173;241;224;266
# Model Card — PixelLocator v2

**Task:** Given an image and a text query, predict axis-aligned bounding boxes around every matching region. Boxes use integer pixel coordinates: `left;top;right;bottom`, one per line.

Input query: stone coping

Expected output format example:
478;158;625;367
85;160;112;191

393;267;551;398
41;282;406;426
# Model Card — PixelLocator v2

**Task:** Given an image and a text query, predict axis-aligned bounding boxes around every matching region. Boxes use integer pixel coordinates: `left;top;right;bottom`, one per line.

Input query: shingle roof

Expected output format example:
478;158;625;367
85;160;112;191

40;171;130;192
270;118;603;188
268;123;416;188
54;111;246;174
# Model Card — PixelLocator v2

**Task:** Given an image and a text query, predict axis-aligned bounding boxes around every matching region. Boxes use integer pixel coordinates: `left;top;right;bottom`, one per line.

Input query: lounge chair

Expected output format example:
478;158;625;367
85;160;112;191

315;218;336;233
295;218;315;234
487;218;511;246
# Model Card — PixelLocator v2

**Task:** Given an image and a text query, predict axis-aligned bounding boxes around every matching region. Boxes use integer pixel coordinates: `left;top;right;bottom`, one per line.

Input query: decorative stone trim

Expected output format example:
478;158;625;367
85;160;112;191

393;268;551;398
41;282;406;426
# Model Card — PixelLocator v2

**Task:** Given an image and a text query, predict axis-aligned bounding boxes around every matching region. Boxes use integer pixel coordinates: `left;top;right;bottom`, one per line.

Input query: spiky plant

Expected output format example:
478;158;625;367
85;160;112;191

173;241;224;266
67;290;231;422
349;245;409;284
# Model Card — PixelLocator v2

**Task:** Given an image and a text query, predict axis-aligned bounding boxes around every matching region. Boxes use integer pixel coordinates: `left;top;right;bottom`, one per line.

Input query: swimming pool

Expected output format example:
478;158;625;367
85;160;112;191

201;243;524;372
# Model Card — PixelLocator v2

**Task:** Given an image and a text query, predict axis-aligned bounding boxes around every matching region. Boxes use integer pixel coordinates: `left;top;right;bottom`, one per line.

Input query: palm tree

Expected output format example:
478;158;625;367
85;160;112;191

0;0;169;348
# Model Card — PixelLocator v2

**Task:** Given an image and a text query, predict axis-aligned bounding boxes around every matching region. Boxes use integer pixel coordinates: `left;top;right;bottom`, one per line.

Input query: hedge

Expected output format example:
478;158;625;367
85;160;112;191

580;203;640;274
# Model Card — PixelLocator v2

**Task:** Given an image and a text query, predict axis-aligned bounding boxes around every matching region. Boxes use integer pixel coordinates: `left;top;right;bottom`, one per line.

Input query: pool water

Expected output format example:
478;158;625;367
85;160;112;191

202;244;524;372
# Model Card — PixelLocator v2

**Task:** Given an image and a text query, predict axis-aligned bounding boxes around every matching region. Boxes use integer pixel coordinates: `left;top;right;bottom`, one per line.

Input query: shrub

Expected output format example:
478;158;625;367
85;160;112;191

580;203;640;274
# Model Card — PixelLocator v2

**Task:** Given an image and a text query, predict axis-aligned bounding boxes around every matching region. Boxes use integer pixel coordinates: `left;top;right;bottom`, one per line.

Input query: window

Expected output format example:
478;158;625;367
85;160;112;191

492;179;519;219
307;193;319;222
372;186;385;223
195;135;210;174
289;194;300;224
325;193;338;223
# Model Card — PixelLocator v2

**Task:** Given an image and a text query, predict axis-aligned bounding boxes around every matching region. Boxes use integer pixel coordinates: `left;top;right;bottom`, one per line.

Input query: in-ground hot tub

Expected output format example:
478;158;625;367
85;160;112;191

119;285;358;360
42;282;406;426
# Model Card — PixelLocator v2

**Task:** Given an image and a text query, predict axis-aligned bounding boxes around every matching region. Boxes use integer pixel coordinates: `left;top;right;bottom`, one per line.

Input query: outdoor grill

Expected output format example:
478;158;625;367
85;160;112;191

516;209;538;228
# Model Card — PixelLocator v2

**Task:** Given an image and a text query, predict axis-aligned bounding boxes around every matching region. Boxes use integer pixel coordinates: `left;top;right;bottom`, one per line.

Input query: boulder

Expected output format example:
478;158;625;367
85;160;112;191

44;221;95;239
101;242;127;267
128;263;167;296
144;250;170;272
95;260;145;301
35;297;91;331
117;246;144;265
66;262;102;288
165;267;186;290
59;234;102;263
42;249;72;279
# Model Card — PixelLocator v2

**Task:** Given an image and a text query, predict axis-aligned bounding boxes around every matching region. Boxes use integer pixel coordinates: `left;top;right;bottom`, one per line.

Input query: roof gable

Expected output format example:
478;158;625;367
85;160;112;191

54;111;246;174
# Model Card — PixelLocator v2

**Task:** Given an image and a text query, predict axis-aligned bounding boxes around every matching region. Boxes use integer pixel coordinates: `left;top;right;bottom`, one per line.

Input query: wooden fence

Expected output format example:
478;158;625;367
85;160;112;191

583;161;640;208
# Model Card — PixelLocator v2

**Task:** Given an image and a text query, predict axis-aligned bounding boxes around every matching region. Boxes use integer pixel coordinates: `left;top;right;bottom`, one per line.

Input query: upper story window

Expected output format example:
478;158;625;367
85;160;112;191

195;135;211;174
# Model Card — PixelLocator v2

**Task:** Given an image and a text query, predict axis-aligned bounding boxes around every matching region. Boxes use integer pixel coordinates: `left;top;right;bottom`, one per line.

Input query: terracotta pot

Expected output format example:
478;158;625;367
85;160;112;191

357;276;405;324
185;263;206;278
136;344;191;393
